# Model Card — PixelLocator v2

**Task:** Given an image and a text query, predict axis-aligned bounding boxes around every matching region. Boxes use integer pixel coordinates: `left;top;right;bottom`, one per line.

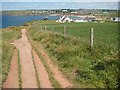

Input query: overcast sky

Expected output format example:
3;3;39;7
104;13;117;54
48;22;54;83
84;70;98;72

1;1;119;10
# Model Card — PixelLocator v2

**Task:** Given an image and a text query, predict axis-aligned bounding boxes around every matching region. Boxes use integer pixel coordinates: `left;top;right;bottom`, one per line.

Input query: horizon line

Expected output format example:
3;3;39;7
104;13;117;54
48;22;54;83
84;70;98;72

1;8;119;11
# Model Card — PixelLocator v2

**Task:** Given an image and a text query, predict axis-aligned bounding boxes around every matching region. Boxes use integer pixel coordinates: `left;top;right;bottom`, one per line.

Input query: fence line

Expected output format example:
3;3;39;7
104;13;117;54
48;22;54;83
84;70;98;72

64;25;67;37
31;24;94;48
41;26;42;30
52;27;54;31
45;25;47;31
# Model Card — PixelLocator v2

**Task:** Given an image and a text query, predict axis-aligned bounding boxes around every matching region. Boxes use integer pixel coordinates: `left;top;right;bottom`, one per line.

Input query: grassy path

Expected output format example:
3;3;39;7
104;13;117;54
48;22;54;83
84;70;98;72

3;49;19;88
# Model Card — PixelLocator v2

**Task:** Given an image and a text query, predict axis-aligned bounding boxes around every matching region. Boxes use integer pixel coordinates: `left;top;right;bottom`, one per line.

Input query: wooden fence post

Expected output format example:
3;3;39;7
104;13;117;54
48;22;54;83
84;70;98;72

41;26;42;30
64;25;66;37
45;25;47;31
90;28;94;48
52;26;54;31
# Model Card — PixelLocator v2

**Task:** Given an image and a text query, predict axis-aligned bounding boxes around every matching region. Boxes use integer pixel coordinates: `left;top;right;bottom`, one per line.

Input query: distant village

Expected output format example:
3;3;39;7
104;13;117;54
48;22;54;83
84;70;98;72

2;9;120;22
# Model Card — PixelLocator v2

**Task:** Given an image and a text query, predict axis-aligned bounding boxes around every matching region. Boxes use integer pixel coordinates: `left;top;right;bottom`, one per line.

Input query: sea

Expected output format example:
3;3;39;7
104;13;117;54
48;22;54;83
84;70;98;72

1;15;60;28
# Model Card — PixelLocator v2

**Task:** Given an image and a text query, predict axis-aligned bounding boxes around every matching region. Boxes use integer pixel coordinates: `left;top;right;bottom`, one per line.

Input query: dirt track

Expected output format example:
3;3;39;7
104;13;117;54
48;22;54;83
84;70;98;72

13;29;38;88
3;28;72;88
32;50;52;88
37;46;73;88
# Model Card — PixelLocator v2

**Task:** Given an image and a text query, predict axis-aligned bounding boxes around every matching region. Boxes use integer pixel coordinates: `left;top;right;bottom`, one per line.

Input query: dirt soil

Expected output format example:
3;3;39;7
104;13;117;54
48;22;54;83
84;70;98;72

32;50;52;88
13;29;38;88
37;45;73;88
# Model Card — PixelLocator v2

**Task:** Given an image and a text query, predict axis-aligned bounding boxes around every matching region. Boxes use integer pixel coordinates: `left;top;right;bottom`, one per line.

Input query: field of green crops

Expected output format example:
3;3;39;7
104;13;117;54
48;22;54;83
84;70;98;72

2;27;21;84
28;20;119;88
30;20;118;46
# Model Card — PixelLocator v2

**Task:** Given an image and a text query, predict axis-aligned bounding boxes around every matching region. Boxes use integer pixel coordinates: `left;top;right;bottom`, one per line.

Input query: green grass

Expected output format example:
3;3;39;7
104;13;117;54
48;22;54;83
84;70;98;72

18;50;22;88
28;20;119;88
30;21;118;46
2;27;21;84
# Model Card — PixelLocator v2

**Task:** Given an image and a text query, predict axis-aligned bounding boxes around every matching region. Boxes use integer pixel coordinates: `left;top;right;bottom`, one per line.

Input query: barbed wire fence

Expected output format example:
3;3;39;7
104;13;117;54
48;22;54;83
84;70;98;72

31;23;94;48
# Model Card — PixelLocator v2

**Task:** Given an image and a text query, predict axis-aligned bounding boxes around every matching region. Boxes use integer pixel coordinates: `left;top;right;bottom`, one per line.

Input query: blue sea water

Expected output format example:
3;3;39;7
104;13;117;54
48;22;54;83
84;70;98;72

1;15;60;28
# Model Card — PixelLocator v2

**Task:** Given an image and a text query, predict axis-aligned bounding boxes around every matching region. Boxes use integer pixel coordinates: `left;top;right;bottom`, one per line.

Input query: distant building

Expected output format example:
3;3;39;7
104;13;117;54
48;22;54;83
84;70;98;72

111;17;120;22
103;11;109;14
62;10;68;12
71;12;78;15
56;15;95;23
85;16;96;21
71;12;78;14
56;15;73;23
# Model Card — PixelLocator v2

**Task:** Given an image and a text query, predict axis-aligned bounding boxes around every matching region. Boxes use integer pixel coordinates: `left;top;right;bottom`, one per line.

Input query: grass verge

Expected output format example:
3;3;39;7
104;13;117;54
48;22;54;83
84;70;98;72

28;20;119;88
2;27;21;85
18;50;22;89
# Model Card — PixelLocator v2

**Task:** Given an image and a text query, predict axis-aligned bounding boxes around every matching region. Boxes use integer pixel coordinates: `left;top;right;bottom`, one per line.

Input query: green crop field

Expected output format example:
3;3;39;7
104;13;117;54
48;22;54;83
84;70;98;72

28;20;119;88
2;27;21;84
31;21;117;38
30;20;118;51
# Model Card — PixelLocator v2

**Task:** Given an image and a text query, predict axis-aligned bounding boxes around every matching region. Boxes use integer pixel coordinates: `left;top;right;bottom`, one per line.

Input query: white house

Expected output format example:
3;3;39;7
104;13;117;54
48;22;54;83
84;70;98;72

74;19;88;22
111;17;120;22
62;10;68;12
56;15;95;23
56;15;73;23
56;15;87;23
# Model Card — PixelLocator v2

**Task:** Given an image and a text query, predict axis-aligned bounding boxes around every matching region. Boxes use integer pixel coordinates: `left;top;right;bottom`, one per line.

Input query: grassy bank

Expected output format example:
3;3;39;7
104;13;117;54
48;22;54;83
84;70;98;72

0;29;2;88
28;20;119;88
2;26;21;84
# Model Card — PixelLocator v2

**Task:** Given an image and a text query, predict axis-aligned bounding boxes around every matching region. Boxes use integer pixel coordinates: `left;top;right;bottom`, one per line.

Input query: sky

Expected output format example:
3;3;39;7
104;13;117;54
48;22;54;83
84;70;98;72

2;0;120;2
1;1;120;10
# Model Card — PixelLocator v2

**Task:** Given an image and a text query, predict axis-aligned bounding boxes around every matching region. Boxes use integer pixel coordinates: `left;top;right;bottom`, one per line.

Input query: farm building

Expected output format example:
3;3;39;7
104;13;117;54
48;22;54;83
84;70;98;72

111;17;120;22
56;15;96;23
56;15;73;23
